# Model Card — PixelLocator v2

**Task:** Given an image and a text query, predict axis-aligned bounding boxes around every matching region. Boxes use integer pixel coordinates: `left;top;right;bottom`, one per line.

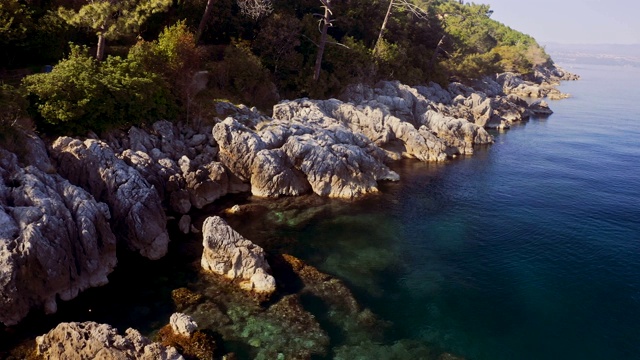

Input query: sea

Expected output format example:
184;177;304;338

2;63;639;359
228;62;640;359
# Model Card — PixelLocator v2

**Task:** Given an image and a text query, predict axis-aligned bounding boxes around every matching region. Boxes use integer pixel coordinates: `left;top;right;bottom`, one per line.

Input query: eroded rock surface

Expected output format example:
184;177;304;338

104;120;235;214
36;322;183;359
201;216;276;295
170;312;198;337
0;148;116;326
214;116;398;198
50;137;169;260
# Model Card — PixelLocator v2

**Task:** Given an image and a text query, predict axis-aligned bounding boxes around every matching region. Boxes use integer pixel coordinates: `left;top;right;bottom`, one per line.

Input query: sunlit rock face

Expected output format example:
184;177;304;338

0;147;116;326
35;322;183;360
213;116;398;199
50;137;169;260
201;216;276;295
104;120;236;214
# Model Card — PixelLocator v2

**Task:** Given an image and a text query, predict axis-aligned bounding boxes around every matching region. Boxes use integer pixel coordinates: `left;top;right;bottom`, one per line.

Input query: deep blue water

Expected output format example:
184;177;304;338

251;64;640;359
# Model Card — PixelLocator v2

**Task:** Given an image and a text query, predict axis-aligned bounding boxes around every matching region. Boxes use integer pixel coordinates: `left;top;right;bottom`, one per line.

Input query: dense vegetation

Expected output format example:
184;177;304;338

0;0;552;135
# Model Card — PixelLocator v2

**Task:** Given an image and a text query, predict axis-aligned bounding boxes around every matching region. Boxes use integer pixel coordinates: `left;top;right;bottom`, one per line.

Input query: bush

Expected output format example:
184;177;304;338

0;83;28;129
207;41;278;110
23;45;175;134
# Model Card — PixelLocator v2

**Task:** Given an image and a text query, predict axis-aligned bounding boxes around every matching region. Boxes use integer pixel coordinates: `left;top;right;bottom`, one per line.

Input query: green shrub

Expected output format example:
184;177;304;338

22;45;175;134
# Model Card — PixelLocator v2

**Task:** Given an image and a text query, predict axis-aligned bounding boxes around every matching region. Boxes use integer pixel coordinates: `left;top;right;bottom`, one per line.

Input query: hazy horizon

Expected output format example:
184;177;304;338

486;0;640;45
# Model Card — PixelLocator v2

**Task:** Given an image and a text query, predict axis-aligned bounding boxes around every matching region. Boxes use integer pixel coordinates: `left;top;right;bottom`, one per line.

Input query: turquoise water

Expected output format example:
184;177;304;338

3;64;639;359
236;64;640;359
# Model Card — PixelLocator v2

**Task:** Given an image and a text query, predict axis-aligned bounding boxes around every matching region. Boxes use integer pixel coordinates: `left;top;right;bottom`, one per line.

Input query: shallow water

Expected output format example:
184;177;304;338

3;64;639;359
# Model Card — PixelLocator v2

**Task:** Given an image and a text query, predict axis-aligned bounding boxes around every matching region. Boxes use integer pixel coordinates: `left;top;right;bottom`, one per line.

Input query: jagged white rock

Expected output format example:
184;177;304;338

50;137;169;260
36;322;184;359
201;216;276;295
0;147;116;326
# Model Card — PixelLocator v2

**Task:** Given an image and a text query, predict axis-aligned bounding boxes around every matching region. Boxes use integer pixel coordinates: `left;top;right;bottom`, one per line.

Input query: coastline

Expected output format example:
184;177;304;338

0;65;579;359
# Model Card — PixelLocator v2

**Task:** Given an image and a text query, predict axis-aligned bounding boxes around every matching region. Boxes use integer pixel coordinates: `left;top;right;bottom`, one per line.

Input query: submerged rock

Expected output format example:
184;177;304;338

0;148;116;326
36;322;183;359
201;216;276;295
50;137;169;260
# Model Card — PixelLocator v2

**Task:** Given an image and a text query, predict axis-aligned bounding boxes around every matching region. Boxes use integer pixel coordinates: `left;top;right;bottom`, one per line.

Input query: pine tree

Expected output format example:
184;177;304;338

58;0;172;61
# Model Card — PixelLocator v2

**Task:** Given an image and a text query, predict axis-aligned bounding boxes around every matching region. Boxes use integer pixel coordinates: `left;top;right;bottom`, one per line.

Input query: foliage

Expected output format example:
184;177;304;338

129;21;204;118
209;41;278;110
8;0;557;119
58;0;173;59
0;0;32;45
0;83;28;129
22;45;174;134
437;0;551;79
0;1;72;67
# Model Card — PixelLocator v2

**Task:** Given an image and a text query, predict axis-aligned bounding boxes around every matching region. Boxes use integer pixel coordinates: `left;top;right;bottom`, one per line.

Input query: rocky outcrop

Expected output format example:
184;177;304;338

201;216;276;295
36;322;183;359
497;65;578;100
50;137;169;260
214;116;399;198
0;148;116;326
105;120;233;214
170;312;198;337
274;98;450;162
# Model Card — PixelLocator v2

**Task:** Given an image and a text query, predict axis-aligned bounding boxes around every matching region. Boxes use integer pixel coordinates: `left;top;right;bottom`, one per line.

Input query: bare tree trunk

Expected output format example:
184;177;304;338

313;0;332;82
96;33;106;61
197;0;216;43
373;0;394;56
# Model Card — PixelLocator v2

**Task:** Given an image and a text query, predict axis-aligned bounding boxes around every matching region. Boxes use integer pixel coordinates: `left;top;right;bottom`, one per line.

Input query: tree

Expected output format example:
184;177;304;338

313;0;333;81
130;21;204;120
196;0;273;43
373;0;431;57
58;0;172;61
23;45;174;133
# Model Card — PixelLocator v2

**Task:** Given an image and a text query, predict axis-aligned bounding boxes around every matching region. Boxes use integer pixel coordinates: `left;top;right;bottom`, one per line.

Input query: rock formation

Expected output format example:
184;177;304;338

213;116;399;198
36;322;184;359
169;312;198;337
0;146;116;326
104;120;235;214
201;216;276;295
50;137;169;260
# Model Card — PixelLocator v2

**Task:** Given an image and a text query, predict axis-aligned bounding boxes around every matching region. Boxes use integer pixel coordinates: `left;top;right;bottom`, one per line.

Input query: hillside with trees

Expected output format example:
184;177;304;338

1;0;552;135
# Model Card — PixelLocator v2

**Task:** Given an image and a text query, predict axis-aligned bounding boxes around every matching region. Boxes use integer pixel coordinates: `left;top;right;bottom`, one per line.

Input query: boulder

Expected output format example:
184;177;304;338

50;137;169;260
0;148;116;325
529;99;554;116
201;216;276;295
170;312;198;337
36;322;184;359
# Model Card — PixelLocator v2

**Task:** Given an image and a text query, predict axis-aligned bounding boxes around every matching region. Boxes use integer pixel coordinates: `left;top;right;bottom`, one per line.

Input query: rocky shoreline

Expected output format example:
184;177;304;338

0;65;578;359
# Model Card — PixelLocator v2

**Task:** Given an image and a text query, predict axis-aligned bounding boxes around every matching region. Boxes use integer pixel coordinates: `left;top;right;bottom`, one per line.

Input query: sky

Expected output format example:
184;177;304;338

485;0;640;45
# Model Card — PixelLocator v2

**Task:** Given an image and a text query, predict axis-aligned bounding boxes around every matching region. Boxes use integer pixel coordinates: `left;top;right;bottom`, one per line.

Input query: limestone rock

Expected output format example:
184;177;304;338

170;312;198;337
50;137;169;260
529;99;554;116
0;148;116;326
421;110;494;155
107;121;229;213
201;216;276;295
36;322;184;359
341;81;493;155
214;115;397;198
